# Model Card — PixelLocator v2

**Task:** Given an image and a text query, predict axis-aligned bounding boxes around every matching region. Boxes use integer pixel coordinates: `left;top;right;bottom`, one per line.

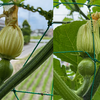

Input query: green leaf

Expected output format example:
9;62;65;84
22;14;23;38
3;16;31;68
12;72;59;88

0;0;25;3
92;85;100;100
60;0;87;10
53;58;74;88
72;71;83;90
17;0;25;3
53;58;83;90
83;67;100;99
1;0;10;3
53;21;87;68
59;98;64;100
54;70;82;100
53;21;87;90
92;7;100;13
53;0;59;8
77;0;87;3
53;58;66;76
21;0;24;2
63;17;73;22
60;0;74;10
90;0;100;5
54;95;62;100
70;64;77;73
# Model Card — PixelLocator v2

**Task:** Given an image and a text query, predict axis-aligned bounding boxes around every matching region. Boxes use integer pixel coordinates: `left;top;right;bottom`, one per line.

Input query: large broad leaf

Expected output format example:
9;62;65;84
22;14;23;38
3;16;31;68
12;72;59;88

60;0;87;10
53;21;87;68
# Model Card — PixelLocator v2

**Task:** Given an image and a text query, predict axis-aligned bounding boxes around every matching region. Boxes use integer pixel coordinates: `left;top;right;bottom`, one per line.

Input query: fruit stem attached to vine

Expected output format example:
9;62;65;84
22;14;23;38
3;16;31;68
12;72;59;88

75;76;90;97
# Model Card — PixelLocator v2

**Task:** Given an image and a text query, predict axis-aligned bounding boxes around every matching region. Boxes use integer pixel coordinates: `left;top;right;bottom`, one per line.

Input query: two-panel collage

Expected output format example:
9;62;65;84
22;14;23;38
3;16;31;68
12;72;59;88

0;0;100;100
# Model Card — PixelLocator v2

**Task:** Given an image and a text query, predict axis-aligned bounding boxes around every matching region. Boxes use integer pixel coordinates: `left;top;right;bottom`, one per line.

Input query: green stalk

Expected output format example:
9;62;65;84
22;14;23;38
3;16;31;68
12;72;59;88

54;70;83;100
75;76;90;97
64;0;75;10
71;0;89;20
0;38;53;99
83;67;100;100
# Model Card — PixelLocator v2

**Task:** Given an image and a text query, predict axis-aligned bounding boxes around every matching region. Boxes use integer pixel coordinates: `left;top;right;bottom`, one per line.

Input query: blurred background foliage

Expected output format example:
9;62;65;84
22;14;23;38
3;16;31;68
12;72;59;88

21;20;32;44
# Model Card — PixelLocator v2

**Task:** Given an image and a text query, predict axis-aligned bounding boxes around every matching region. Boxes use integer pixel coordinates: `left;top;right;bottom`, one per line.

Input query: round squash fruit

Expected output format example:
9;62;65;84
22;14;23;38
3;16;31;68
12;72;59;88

78;58;94;77
0;59;13;85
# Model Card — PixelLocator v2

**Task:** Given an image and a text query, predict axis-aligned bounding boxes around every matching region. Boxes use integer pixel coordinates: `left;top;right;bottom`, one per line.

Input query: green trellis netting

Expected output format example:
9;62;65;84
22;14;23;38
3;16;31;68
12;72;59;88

0;1;53;100
53;0;100;100
1;0;100;100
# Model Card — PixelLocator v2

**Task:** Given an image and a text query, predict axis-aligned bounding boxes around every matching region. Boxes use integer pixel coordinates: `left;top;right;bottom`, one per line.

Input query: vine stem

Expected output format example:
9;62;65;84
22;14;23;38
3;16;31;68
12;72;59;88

75;76;90;97
72;0;89;20
61;0;89;20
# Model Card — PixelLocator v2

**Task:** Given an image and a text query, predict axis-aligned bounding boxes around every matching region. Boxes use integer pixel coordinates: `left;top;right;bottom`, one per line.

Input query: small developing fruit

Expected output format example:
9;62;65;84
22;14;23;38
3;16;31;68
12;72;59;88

0;59;13;85
78;58;94;77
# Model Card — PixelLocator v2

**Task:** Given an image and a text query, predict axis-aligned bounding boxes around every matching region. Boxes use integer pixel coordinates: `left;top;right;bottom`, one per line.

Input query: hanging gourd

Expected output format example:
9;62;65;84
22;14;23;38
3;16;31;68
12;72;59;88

0;0;24;85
